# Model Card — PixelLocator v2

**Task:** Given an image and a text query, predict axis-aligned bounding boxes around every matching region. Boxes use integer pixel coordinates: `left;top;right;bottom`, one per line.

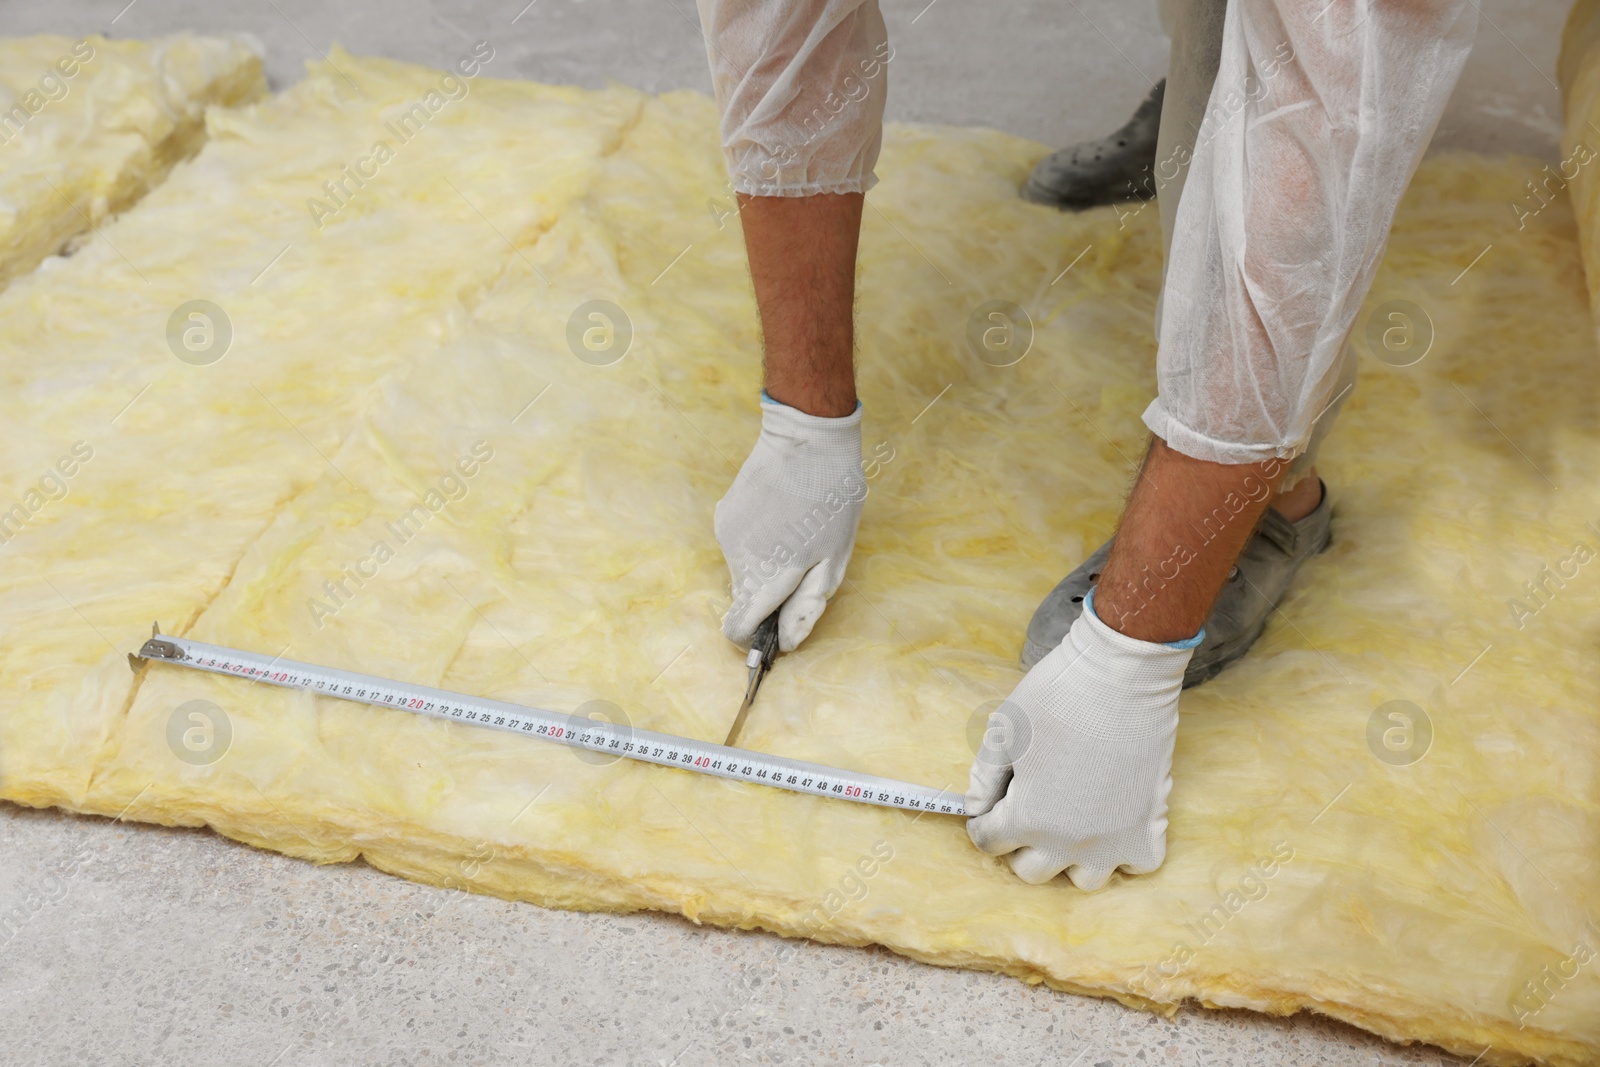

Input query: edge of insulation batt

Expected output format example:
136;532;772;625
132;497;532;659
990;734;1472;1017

1559;0;1600;315
0;34;268;289
7;785;1575;1067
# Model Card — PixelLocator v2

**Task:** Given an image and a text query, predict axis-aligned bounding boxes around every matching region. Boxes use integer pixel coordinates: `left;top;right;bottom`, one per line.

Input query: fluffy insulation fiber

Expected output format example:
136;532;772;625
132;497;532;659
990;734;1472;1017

0;34;266;289
0;43;1596;1067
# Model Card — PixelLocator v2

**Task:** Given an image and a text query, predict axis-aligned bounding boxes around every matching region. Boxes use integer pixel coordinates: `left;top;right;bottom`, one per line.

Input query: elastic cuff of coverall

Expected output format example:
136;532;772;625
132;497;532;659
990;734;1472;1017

729;172;879;198
1139;398;1305;468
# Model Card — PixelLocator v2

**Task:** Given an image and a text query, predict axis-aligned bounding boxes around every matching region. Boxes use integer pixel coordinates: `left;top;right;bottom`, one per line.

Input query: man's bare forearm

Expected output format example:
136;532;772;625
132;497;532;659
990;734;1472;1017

737;192;863;418
1094;438;1290;643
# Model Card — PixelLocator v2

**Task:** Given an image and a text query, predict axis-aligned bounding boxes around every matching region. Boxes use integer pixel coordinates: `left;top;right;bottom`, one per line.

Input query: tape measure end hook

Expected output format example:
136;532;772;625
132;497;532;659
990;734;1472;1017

132;621;185;671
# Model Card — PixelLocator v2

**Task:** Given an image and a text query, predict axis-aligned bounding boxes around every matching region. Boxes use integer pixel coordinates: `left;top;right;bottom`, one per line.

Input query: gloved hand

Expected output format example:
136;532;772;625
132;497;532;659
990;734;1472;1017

966;590;1200;889
714;393;867;652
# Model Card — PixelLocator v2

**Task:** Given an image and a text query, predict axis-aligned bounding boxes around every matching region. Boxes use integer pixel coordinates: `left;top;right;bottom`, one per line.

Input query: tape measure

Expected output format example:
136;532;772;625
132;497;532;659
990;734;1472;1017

135;629;968;817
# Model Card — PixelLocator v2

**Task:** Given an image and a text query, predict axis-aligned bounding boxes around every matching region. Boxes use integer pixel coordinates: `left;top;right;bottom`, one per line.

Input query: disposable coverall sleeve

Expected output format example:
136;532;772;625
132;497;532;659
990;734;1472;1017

1144;0;1477;465
694;0;889;196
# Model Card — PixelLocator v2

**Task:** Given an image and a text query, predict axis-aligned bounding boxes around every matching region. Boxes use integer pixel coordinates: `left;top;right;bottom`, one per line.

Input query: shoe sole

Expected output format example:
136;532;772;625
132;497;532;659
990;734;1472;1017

1020;177;1156;212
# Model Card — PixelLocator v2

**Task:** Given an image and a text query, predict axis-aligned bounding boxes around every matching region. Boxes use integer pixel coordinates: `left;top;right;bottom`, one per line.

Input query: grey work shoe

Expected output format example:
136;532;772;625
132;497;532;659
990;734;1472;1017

1022;79;1165;210
1020;482;1333;687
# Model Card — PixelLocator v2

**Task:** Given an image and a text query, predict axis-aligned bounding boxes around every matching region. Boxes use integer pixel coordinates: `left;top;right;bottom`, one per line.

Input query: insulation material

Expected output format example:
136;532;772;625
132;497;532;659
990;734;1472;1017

0;34;267;288
1562;0;1600;324
1;46;1596;1067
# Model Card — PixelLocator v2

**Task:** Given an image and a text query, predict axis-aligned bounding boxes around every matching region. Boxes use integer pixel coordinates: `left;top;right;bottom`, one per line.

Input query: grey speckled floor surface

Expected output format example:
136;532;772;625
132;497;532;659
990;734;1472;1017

0;1;1570;1064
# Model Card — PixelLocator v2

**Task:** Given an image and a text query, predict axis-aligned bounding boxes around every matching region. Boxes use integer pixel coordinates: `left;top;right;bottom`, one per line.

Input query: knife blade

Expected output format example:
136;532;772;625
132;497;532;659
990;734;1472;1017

723;608;781;747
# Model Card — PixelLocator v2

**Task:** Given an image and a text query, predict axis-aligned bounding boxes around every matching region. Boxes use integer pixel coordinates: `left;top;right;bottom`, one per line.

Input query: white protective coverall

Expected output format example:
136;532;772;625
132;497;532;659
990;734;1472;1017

694;0;890;197
695;0;1478;477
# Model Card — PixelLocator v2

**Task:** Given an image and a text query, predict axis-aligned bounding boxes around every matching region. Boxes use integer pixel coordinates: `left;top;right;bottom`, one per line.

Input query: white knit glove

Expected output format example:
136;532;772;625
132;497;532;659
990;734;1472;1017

966;591;1199;889
714;394;867;651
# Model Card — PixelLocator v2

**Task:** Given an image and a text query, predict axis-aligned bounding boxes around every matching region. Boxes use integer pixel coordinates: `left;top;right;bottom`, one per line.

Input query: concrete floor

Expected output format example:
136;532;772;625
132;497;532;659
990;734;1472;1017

0;2;1570;1065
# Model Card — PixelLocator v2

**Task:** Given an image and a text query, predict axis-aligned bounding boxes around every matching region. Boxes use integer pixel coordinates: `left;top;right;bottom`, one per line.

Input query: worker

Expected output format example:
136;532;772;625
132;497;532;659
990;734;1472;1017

697;0;1477;888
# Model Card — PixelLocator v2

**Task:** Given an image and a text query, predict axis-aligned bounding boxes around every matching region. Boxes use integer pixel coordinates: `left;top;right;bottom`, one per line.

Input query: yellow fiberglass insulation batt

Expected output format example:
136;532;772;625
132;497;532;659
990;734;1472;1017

0;34;266;288
1;43;1597;1067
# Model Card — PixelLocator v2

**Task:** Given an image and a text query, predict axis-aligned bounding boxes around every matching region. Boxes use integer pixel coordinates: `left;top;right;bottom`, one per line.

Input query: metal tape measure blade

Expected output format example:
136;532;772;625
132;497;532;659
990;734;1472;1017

142;635;967;817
